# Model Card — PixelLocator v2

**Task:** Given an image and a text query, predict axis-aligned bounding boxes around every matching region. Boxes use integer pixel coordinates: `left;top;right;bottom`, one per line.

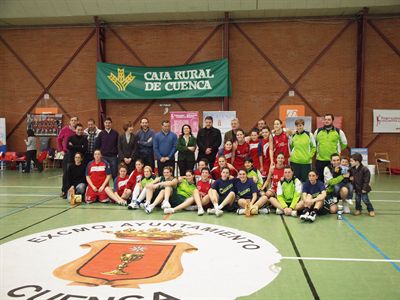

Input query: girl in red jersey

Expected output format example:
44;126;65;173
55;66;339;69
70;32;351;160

272;119;290;165
232;129;249;170
258;126;274;177
211;155;237;180
262;152;286;199
105;163;130;205
248;130;260;169
193;167;214;215
85;150;112;203
126;159;145;200
194;158;209;181
213;140;234;167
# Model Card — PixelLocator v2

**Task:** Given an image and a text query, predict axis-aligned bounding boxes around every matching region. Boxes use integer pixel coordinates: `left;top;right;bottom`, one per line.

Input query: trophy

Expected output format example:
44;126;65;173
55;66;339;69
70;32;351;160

102;247;145;275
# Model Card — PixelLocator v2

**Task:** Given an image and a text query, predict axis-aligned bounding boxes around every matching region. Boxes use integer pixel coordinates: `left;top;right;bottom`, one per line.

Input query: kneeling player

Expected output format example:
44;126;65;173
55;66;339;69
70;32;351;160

269;166;302;217
299;170;326;222
208;167;236;217
85;150;112;203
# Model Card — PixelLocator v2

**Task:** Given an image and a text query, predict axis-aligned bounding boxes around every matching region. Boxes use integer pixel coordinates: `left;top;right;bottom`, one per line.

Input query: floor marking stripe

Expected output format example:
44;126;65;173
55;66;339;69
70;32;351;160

282;256;400;263
0;186;59;189
0;206;73;241
0;196;59;219
342;216;400;272
371;191;400;193
0;194;58;197
280;215;319;299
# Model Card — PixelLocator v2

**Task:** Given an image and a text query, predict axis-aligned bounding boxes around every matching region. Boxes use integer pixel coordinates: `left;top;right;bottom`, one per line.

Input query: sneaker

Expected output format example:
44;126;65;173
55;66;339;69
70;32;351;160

164;208;174;214
140;203;145;209
354;210;361;216
117;200;128;206
184;205;197;211
259;208;270;215
161;200;171;209
291;210;298;217
346;199;353;205
215;209;224;217
236;208;246;215
368;211;375;217
128;201;140;210
197;207;205;216
144;204;153;214
343;202;351;214
300;211;310;221
207;208;216;215
276;208;283;215
307;211;317;222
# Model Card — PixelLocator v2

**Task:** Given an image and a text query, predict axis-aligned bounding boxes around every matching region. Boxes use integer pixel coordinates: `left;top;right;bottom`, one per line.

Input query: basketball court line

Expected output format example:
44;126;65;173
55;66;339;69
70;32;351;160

0;206;75;241
342;216;400;272
280;215;319;300
0;196;60;219
281;256;400;263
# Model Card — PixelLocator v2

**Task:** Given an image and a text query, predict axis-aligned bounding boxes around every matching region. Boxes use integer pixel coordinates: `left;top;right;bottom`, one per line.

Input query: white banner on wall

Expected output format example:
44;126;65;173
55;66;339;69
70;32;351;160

0;118;6;153
373;109;400;133
203;111;236;140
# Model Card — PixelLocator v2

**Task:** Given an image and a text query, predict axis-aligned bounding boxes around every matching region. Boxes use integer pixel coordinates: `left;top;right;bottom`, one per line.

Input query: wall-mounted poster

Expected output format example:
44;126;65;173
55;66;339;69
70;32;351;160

0;118;6;152
279;105;305;125
373;109;400;133
170;111;199;137
203;111;236;141
27;114;63;137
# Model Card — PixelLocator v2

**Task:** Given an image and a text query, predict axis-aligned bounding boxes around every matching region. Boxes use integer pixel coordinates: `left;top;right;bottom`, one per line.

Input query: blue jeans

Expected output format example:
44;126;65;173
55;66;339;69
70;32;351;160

334;182;353;199
355;193;374;212
103;156;118;179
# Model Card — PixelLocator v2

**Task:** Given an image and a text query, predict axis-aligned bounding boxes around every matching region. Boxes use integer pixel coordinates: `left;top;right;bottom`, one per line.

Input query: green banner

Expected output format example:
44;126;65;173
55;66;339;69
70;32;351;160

96;59;231;100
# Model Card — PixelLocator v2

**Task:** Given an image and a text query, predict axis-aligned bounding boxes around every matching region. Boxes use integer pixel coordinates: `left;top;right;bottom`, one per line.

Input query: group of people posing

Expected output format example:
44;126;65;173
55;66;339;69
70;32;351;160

57;113;375;221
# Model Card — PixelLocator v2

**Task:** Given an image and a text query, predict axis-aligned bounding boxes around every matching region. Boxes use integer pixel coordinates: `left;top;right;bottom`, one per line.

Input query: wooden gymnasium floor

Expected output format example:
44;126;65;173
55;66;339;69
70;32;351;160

0;168;399;299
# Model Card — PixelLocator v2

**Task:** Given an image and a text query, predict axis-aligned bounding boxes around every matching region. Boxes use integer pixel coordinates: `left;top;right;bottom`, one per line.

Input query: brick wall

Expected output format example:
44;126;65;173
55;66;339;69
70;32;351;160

0;19;399;166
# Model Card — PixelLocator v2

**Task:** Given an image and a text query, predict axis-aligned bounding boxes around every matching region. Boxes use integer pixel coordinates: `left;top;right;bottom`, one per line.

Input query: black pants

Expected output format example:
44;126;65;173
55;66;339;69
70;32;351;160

316;160;331;181
157;159;175;176
25;150;43;173
139;153;155;170
177;159;196;176
61;153;71;193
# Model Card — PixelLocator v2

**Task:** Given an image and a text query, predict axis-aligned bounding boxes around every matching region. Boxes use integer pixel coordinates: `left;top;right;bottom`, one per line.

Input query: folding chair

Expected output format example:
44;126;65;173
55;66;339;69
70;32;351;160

375;152;391;175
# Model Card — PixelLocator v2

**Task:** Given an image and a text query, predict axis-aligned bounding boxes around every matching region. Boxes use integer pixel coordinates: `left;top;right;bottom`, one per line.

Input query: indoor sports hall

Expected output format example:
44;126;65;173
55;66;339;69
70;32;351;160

0;1;399;300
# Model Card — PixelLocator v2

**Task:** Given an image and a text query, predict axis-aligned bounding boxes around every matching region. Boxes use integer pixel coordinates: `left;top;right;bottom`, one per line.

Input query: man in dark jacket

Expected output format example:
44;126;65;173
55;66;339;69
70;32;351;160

95;117;119;179
67;123;88;165
136;117;155;169
197;116;222;169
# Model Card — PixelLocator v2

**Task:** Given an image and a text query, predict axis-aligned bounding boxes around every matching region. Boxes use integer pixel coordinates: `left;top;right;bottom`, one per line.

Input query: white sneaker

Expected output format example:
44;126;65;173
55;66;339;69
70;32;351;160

197;207;205;216
259;208;270;214
276;208;283;215
215;209;224;217
346;198;353;205
128;201;139;210
140;203;145;209
236;208;246;215
291;210;298;217
184;205;197;211
164;207;174;214
144;203;153;214
307;211;317;222
343;202;351;214
161;200;171;209
207;208;216;215
300;211;309;221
